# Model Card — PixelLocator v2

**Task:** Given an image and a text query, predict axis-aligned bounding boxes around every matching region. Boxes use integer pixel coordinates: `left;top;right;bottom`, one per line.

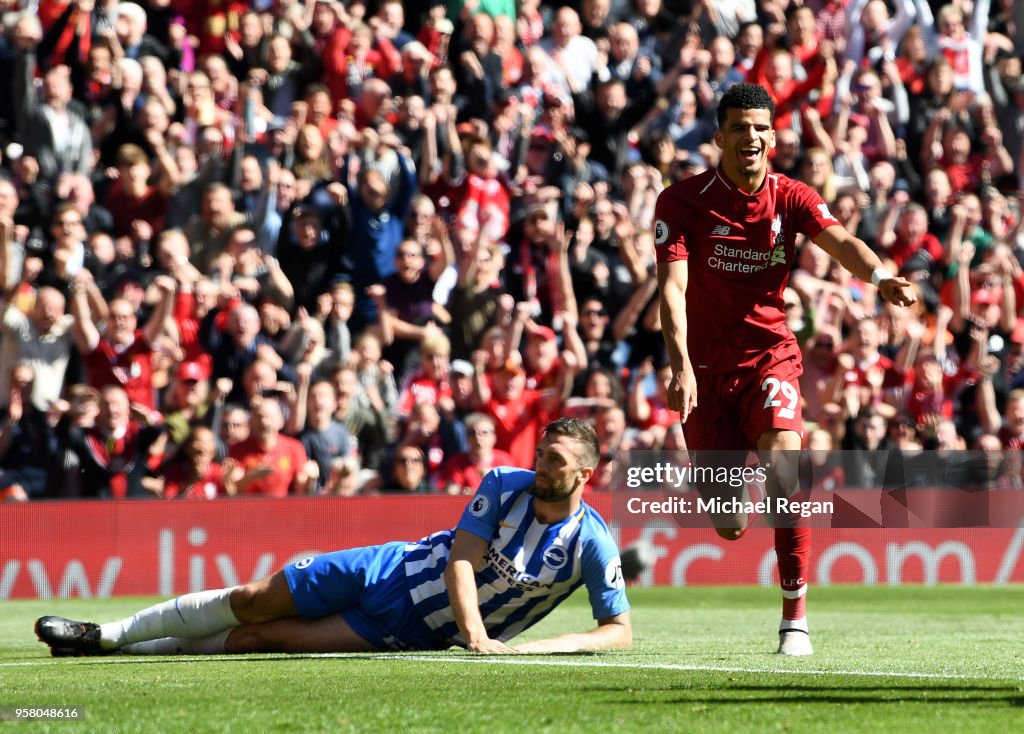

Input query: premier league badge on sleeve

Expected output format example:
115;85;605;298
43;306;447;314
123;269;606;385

469;495;490;517
654;219;669;245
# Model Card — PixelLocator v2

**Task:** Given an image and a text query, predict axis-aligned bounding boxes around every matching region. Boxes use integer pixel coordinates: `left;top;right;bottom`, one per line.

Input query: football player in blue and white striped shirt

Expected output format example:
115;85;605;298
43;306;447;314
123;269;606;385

36;419;632;656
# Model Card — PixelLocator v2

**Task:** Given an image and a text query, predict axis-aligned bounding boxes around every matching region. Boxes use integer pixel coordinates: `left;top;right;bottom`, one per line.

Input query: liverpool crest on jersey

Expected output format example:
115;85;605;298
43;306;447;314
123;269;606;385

769;214;786;266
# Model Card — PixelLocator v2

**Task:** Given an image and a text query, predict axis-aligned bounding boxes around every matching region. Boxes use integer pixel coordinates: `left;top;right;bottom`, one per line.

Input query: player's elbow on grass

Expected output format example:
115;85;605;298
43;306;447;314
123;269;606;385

515;614;632;654
601;612;633;650
574;612;633;652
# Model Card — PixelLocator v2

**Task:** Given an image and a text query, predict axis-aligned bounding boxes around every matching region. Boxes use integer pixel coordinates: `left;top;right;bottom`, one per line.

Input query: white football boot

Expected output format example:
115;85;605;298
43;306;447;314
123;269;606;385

777;618;813;656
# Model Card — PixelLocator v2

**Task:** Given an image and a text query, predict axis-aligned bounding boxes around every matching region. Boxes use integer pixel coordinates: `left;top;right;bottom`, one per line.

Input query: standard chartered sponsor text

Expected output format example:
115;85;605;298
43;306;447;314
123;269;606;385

708;243;772;273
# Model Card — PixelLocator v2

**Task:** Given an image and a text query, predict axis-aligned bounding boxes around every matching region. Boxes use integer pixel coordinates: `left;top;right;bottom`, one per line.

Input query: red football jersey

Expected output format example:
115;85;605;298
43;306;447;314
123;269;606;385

83;330;156;409
441;449;517;492
397;370;453;418
655;168;841;373
229;436;308;497
887;231;944;269
163;462;225;499
484;390;549;469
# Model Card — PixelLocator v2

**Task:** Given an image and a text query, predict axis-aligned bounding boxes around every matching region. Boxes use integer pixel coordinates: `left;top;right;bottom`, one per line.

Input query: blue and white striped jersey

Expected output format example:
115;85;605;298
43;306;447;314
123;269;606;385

403;466;629;646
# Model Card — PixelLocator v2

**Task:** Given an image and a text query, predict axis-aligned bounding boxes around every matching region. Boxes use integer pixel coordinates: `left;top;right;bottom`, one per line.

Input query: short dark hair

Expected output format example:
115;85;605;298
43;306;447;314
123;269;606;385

737;21;762;37
785;3;814;22
717;82;776;128
542;418;600;469
116;143;149;168
304;82;330;98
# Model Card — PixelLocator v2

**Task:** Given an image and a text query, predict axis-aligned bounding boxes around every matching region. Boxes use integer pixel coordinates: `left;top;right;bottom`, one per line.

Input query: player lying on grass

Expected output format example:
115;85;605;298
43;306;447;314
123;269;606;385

36;418;631;656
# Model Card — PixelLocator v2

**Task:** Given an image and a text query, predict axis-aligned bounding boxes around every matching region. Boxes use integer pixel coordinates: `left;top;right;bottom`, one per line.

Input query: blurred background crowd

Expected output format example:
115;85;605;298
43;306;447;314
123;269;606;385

0;0;1023;501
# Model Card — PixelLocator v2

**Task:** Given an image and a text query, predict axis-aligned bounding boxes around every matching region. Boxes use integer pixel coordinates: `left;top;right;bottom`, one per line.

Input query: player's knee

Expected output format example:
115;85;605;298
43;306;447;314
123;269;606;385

757;428;802;453
224;625;264;654
231;571;297;623
715;527;747;541
229;583;267;623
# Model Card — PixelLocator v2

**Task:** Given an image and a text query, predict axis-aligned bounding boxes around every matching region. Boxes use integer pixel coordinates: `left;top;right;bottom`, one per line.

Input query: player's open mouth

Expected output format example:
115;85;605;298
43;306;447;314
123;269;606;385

739;147;760;161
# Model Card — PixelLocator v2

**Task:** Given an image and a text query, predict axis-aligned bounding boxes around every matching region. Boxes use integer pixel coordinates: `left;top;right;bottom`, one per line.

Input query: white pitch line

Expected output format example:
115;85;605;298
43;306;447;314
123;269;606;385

381;655;1024;681
1;654;1020;681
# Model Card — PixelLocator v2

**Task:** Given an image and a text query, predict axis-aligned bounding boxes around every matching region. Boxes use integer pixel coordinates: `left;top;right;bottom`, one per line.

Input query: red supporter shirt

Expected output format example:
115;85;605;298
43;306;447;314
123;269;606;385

527;358;562;392
840;353;907;400
228;436;308;497
104;183;169;239
896;58;925;96
453;173;511;242
397;370;453;417
83;330;156;408
790;39;821;70
943;156;985;196
747;50;827;131
999;426;1024;450
175;0;249;56
172;290;211;371
906;380;958;423
886;232;943;270
485;390;550;468
639;398;679;430
163;462;225;499
654;168;840;374
442;449;517;492
421;435;445;479
83;422;150;499
937;35;976;91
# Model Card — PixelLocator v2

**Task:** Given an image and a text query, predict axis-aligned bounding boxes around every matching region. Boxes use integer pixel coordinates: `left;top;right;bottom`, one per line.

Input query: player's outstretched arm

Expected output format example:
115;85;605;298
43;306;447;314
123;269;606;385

812;225;917;307
512;612;633;654
444;529;518;654
657;260;698;420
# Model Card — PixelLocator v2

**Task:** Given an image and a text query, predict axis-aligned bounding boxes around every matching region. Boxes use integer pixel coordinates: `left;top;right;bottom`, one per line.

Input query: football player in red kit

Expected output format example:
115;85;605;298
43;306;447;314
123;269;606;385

655;83;916;655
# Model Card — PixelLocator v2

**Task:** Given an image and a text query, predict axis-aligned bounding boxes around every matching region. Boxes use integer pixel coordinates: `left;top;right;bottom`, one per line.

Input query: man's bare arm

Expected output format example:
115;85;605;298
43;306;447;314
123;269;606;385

812;225;916;307
69;272;101;354
513;611;632;653
142;276;178;346
444;529;517;654
657;260;697;420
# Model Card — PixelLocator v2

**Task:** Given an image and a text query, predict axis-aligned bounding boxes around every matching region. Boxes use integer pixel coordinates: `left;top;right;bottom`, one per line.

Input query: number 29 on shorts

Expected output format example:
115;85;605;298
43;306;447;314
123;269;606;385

761;377;798;420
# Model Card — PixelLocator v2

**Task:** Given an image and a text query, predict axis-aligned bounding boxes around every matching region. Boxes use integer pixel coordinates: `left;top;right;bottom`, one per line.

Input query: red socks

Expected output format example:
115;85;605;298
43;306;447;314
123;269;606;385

775;527;810;620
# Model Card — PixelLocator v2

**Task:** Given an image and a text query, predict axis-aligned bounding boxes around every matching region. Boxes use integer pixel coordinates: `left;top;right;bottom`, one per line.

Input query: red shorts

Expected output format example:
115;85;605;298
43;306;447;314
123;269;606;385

682;351;804;451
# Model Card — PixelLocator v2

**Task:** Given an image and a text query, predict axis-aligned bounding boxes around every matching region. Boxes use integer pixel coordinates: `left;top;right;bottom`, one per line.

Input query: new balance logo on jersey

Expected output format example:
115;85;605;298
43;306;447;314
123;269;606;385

711;225;731;236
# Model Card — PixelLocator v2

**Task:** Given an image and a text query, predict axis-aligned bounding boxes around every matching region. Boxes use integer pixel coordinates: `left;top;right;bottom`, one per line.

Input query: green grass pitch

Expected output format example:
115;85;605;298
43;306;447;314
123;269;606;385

1;586;1022;733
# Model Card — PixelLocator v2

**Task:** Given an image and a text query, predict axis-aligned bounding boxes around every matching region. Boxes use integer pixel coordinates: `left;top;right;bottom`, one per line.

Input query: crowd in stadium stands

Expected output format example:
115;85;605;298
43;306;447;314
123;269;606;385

0;0;1022;502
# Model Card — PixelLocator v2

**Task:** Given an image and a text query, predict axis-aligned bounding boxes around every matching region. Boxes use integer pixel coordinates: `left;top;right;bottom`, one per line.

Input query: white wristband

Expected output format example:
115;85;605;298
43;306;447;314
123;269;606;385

871;268;894;288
